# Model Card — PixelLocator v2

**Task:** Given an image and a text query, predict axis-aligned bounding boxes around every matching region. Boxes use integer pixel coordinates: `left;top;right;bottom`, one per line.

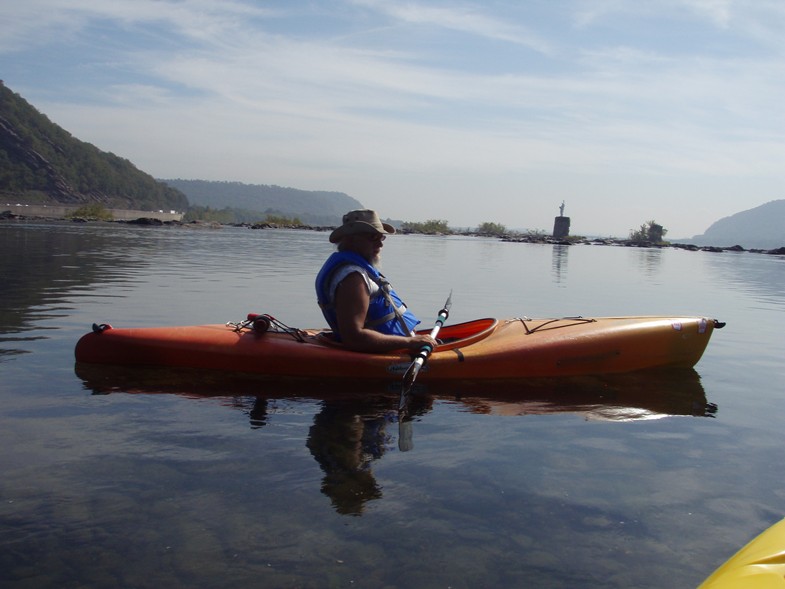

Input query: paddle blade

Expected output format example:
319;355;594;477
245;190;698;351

401;356;424;393
443;290;453;314
398;419;414;452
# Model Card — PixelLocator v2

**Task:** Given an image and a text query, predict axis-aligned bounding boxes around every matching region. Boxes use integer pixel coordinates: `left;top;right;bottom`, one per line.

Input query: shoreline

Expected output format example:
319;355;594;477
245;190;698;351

2;212;783;256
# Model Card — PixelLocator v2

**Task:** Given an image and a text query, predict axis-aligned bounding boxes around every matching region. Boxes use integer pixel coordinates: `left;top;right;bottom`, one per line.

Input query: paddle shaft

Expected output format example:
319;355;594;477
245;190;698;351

405;310;446;380
401;293;452;399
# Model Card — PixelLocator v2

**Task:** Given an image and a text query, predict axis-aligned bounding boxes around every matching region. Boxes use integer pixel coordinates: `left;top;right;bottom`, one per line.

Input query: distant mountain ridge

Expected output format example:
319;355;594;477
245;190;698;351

689;199;785;249
0;81;187;212
161;179;363;226
4;81;780;240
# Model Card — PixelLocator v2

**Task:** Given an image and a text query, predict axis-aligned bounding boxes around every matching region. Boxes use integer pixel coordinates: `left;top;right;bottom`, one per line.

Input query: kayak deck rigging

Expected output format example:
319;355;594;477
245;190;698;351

511;316;596;334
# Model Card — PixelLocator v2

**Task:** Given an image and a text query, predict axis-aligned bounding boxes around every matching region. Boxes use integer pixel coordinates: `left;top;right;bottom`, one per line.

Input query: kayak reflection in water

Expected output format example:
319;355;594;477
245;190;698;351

315;209;437;353
306;400;394;516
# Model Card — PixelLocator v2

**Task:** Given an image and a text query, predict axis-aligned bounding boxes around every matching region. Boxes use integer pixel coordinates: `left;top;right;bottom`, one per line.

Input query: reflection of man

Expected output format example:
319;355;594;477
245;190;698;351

306;400;394;516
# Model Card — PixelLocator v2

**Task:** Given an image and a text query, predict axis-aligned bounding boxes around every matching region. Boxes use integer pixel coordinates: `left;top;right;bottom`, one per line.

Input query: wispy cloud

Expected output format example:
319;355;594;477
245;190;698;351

350;0;554;54
0;0;276;53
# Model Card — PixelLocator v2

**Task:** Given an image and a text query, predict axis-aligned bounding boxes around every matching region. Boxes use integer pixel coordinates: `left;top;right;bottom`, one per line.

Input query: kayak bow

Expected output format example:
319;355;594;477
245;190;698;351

698;518;785;588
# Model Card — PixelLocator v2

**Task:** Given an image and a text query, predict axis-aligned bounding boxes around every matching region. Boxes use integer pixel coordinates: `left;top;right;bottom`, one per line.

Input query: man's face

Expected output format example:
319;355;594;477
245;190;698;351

350;232;385;266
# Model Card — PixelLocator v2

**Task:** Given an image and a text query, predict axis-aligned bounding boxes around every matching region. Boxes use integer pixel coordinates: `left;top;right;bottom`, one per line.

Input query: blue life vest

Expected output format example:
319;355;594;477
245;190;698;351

315;251;420;341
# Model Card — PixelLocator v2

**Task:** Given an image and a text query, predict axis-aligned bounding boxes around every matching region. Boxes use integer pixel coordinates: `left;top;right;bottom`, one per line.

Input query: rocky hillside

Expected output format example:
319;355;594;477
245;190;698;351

0;81;187;211
690;200;785;249
0;82;362;224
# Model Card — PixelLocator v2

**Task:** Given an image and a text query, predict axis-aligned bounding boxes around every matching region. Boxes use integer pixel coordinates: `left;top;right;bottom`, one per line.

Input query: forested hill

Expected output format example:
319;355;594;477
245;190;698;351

161;179;364;226
0;81;187;211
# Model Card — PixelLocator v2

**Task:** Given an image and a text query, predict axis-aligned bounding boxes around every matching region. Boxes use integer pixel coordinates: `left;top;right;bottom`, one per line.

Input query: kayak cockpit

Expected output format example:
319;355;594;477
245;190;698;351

426;318;498;350
315;318;499;351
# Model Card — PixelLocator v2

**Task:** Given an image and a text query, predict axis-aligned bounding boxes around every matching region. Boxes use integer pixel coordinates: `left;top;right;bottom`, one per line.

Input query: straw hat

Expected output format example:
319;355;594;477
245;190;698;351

329;209;396;243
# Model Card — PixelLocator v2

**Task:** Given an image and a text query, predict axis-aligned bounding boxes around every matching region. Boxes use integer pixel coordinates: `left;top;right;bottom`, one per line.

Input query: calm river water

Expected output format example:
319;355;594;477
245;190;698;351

1;221;784;588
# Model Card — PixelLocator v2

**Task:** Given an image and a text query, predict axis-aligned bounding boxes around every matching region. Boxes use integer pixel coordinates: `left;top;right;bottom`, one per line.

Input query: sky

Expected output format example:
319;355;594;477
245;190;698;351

2;0;784;238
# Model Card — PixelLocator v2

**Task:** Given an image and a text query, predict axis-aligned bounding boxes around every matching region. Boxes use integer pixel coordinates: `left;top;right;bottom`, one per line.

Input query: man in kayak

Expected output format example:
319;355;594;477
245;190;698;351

316;209;437;353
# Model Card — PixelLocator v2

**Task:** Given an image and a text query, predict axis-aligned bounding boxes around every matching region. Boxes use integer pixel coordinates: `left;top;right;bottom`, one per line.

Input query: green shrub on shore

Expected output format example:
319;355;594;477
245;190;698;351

401;219;451;234
263;214;303;226
476;221;507;236
629;220;667;243
66;203;113;221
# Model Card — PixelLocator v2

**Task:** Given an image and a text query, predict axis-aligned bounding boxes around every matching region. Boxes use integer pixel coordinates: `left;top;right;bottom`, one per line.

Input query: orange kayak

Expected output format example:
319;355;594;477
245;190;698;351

74;315;723;381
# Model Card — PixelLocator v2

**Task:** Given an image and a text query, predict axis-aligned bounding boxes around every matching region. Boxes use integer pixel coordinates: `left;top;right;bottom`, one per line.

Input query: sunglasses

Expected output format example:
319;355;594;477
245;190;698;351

359;233;385;242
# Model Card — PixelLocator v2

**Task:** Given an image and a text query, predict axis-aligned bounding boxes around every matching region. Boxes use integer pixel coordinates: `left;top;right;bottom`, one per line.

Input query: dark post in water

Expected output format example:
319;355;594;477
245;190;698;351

553;200;570;239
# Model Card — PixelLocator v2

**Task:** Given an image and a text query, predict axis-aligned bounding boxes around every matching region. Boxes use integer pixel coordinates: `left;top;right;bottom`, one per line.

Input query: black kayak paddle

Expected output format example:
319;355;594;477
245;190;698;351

399;291;452;410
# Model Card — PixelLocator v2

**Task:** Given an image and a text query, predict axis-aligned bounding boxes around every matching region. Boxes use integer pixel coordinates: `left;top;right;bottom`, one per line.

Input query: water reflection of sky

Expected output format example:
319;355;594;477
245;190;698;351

75;363;717;521
2;223;783;589
702;250;785;309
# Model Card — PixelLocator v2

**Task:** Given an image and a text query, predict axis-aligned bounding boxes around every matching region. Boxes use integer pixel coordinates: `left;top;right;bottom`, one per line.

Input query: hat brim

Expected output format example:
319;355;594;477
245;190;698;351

329;221;395;243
